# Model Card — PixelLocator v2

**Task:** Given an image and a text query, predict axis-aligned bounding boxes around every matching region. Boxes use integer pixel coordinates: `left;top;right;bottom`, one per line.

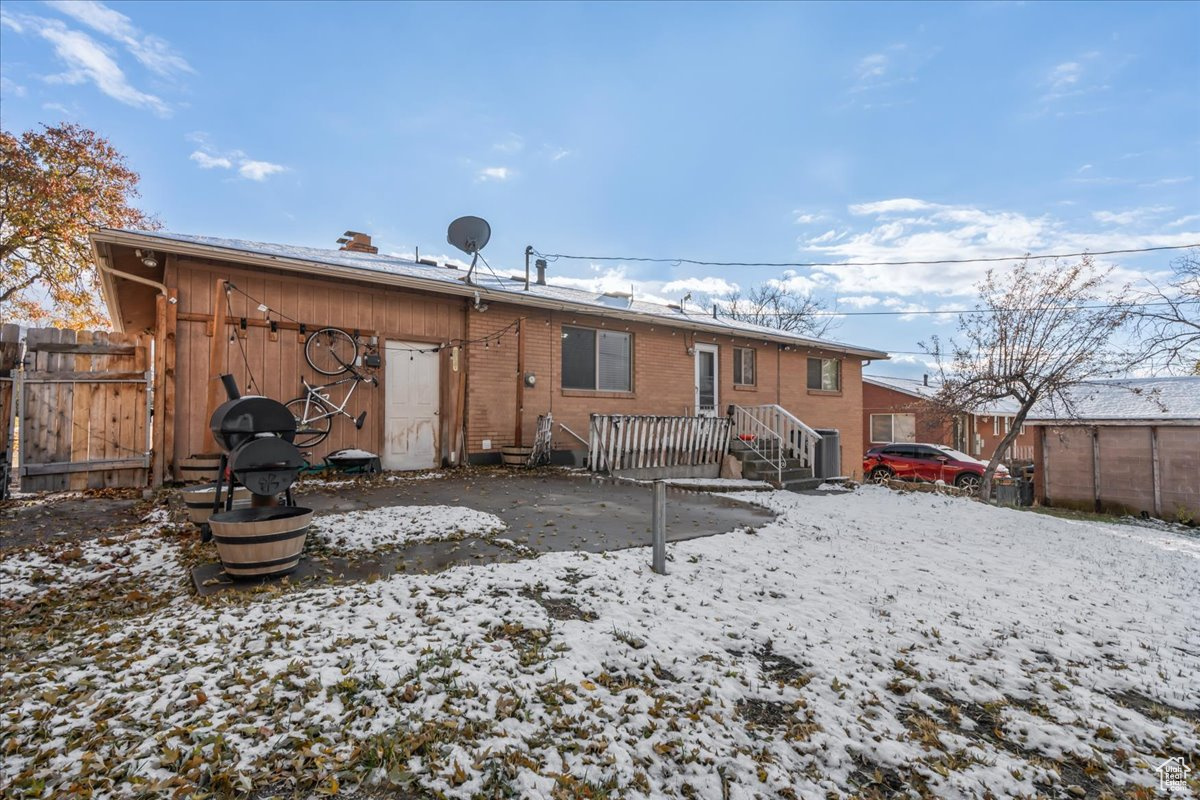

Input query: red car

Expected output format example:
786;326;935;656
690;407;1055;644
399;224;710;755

863;443;1008;492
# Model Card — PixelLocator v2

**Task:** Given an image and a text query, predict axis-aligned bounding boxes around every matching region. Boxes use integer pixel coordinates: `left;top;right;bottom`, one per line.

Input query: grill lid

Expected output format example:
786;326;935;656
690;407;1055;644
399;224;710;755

210;396;297;451
229;437;305;497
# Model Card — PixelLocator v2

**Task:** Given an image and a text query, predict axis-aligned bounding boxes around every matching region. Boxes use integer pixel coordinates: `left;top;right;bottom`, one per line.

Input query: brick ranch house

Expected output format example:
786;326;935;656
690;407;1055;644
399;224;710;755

1026;377;1200;521
92;229;888;483
862;374;1036;464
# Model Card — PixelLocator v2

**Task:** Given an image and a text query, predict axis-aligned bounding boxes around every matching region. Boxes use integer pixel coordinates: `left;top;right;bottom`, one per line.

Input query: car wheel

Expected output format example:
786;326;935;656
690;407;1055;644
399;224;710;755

955;472;983;493
869;467;893;484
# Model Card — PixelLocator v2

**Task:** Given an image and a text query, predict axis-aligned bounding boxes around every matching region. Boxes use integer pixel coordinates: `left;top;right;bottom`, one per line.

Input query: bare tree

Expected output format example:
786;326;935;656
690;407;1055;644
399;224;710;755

1130;249;1200;374
923;256;1133;498
722;283;837;337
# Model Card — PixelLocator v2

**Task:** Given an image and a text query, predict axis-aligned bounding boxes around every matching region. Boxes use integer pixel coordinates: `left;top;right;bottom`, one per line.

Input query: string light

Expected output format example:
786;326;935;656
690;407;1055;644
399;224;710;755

222;281;522;355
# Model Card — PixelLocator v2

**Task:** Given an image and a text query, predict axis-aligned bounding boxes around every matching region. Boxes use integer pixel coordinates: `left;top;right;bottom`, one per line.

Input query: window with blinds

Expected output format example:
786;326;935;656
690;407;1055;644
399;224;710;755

561;325;631;391
733;347;756;386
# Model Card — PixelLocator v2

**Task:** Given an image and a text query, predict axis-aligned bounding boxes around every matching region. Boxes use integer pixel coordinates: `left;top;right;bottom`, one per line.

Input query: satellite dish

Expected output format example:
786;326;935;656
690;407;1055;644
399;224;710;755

447;216;491;255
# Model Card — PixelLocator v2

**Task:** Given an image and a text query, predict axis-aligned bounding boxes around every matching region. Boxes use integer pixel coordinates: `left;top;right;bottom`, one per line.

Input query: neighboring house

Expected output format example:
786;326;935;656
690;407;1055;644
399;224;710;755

862;374;1036;463
1026;377;1200;522
92;229;888;482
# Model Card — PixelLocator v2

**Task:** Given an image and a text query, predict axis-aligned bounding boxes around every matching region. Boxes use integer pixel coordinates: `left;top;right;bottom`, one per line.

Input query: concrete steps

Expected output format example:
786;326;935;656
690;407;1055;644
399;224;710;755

728;442;816;490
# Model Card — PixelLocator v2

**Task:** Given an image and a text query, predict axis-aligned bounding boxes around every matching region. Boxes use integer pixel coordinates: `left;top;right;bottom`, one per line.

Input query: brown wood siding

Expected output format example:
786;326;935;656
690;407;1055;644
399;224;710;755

166;257;464;472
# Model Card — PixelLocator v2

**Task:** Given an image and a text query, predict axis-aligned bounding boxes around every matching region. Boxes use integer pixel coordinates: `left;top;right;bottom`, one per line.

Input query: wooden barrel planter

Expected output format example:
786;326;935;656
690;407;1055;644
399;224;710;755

180;483;253;526
179;453;222;484
500;445;533;467
208;506;313;579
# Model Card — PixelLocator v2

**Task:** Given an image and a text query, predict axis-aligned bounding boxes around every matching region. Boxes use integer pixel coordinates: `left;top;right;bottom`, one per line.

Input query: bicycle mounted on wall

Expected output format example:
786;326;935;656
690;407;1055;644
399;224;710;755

286;327;379;448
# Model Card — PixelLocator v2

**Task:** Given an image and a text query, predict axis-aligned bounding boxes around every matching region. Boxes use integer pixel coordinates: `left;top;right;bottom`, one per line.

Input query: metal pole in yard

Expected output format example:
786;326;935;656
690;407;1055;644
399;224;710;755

652;480;667;574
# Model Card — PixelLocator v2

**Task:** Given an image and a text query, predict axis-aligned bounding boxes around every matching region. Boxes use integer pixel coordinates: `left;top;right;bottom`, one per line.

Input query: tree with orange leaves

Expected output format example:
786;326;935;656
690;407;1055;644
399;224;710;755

1;123;158;329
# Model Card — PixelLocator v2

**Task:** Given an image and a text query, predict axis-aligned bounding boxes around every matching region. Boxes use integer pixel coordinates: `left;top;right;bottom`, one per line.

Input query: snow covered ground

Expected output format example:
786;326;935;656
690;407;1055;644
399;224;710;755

2;486;1197;798
311;505;508;553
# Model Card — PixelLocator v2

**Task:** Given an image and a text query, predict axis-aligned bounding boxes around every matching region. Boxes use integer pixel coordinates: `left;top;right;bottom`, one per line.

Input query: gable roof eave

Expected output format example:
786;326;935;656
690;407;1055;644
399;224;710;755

90;228;890;360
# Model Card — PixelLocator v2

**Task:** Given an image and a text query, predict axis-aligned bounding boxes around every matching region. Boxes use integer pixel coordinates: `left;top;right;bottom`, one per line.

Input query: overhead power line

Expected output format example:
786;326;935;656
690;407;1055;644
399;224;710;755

533;243;1198;269
803;300;1187;317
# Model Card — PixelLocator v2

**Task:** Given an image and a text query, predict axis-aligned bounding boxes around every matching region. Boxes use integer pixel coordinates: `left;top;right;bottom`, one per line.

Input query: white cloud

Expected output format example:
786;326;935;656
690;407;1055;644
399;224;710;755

477;166;512;182
846;43;930;103
1140;176;1193;188
793;212;822;225
492;134;523;154
547;266;636;295
1091;206;1170;226
187;136;287;181
0;75;26;97
1077;164;1093;173
0;11;25;33
549;148;572;162
35;17;169;114
807;229;846;245
189;150;233;169
45;0;192;77
1046;61;1081;91
1167;214;1200;228
800;197;1200;297
855;53;888;82
661;277;739;297
238;159;286;181
837;295;882;309
849;198;936;215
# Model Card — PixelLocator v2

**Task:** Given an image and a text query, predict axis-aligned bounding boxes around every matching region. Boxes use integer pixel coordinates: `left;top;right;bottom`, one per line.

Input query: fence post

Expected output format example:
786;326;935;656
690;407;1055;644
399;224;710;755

651;480;667;574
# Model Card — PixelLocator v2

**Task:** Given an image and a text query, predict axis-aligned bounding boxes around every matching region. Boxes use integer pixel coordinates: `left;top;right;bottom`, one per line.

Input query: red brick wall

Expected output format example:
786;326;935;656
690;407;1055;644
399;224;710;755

464;302;868;472
861;383;953;455
969;412;1037;463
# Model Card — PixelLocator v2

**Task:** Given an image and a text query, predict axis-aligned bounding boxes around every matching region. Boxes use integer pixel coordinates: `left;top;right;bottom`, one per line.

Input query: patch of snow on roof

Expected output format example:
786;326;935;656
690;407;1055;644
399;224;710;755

1028;377;1200;421
109;229;887;356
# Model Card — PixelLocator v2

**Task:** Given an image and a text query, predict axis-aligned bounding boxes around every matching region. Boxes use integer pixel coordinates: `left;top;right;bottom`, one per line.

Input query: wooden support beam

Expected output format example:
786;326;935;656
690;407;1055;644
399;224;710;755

163;288;178;481
515;318;525;447
25;342;136;355
204;278;228;450
22;456;149;476
153;292;167;486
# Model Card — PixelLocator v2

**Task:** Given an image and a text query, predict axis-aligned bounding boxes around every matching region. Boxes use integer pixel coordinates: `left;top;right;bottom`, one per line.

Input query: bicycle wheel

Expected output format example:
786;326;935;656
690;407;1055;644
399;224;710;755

305;328;358;376
286;396;333;448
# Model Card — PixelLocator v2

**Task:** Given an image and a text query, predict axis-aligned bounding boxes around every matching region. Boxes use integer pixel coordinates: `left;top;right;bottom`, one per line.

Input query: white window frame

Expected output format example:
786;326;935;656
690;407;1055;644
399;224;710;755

870;413;915;444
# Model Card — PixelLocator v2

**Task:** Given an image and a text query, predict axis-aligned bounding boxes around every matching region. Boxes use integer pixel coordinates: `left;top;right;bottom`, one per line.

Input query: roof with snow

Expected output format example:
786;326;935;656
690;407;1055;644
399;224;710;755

94;229;888;359
1025;377;1200;422
863;374;1022;415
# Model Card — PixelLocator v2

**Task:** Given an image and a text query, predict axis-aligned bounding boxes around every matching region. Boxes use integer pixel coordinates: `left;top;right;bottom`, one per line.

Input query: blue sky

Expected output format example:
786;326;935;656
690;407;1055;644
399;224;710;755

2;1;1197;376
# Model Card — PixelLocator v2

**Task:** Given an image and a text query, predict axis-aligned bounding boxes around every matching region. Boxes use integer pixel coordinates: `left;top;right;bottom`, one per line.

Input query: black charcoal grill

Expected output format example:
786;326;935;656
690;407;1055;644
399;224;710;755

206;375;304;527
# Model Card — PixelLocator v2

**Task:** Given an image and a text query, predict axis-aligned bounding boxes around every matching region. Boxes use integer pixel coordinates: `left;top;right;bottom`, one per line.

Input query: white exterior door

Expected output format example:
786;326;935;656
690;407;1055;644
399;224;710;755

383;341;439;470
695;344;718;416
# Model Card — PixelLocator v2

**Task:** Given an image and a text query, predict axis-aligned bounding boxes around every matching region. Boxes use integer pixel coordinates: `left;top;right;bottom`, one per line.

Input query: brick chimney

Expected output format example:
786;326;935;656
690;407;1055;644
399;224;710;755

337;230;378;254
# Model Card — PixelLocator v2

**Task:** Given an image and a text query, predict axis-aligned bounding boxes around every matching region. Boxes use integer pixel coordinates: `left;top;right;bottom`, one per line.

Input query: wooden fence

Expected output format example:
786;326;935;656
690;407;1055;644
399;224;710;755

587;413;732;474
1;324;20;498
9;326;152;492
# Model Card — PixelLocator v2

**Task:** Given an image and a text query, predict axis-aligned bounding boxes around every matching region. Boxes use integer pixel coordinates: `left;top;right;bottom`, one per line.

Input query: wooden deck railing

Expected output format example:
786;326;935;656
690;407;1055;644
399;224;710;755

587;413;731;473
